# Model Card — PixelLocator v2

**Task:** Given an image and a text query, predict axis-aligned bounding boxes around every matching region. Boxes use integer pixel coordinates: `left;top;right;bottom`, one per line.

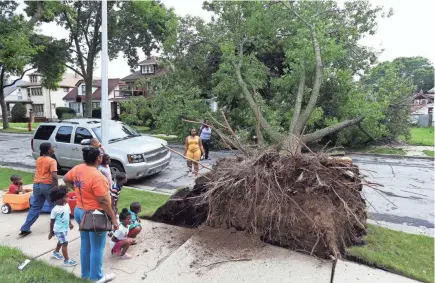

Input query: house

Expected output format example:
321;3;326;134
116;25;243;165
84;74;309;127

63;78;125;118
411;88;434;126
116;56;168;100
3;73;81;121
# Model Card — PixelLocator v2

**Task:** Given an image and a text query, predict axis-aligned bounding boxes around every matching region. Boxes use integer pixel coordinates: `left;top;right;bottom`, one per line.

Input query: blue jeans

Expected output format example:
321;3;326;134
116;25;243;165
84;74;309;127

20;183;53;232
74;207;107;281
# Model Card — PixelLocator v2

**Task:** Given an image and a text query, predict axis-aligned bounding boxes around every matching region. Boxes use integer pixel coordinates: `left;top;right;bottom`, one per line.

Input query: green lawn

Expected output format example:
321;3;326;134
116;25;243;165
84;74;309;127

118;187;169;217
423;150;434;157
347;225;434;283
0;168;34;191
0;246;89;283
364;147;406;155
9;122;40;129
0;128;33;134
408;127;434;146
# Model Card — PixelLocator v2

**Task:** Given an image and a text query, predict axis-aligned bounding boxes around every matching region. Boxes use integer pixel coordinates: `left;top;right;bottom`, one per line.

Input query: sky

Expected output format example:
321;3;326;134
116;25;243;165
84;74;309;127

28;0;435;79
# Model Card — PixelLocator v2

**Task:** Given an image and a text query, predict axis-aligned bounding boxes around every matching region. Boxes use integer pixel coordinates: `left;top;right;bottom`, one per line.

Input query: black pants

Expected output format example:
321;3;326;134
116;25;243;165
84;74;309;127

202;139;210;159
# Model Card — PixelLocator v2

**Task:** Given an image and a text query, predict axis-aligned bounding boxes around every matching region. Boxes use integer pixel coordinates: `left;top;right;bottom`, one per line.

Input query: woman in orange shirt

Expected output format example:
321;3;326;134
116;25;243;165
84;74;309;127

64;147;118;283
20;142;58;236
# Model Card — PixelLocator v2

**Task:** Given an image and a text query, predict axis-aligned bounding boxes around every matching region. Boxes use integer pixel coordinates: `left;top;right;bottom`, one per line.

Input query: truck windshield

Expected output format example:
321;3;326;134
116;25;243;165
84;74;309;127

92;123;140;142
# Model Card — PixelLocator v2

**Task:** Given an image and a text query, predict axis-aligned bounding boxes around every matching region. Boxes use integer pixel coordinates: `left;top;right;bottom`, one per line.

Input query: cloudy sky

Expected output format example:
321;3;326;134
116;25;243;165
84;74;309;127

31;0;435;79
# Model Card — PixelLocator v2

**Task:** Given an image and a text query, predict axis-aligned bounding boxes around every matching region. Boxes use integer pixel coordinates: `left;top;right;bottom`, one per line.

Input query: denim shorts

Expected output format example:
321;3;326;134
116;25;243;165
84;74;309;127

55;231;68;244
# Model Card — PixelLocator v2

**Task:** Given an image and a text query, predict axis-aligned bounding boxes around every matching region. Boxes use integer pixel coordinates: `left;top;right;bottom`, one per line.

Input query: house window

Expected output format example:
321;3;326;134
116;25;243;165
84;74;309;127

33;104;44;117
92;102;100;109
63;87;69;92
126;82;134;90
421;99;428;105
30;88;42;96
30;75;38;83
81;85;86;95
141;65;155;74
51;104;56;109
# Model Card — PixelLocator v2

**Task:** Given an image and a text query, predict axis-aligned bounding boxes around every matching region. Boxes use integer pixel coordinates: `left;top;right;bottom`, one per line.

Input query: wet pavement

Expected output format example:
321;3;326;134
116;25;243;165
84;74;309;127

0;133;433;234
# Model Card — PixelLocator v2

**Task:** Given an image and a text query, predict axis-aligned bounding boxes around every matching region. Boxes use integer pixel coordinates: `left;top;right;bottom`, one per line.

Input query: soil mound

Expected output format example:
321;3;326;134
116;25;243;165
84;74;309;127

151;151;367;259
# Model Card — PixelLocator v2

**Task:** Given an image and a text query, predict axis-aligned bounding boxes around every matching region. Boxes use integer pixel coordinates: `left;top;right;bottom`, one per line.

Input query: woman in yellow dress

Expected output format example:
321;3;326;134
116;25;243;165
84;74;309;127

184;128;204;177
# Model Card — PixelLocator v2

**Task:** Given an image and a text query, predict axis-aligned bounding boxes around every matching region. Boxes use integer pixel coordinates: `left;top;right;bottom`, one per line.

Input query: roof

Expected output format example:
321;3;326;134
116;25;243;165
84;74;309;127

138;56;158;65
63;78;124;101
21;73;81;88
121;67;169;81
3;80;28;97
413;93;434;101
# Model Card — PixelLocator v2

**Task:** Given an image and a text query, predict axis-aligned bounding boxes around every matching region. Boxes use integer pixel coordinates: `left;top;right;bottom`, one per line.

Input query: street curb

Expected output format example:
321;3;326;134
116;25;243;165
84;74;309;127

349;152;434;160
0;131;33;135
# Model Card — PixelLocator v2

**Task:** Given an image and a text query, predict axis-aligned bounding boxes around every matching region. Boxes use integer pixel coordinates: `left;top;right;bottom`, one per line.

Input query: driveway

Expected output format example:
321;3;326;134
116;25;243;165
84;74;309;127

0;133;433;235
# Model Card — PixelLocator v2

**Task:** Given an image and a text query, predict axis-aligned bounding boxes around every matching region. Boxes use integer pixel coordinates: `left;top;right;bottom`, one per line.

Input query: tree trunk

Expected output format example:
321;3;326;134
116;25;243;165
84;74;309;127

84;75;93;118
0;68;9;129
282;135;302;154
302;117;364;143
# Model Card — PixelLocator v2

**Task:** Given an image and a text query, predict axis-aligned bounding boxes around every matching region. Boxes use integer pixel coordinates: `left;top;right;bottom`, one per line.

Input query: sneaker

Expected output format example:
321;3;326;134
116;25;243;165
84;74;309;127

95;273;116;283
51;251;64;260
187;171;193;177
63;259;78;267
19;231;32;237
120;253;132;260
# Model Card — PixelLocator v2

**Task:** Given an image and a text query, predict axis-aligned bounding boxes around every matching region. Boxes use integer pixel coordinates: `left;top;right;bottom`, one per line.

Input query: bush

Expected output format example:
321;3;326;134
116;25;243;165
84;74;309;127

11;103;27;122
55;107;76;119
92;108;101;118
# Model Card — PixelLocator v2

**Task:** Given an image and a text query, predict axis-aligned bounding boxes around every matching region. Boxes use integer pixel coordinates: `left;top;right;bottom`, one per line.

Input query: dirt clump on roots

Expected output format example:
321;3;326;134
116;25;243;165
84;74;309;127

152;150;368;259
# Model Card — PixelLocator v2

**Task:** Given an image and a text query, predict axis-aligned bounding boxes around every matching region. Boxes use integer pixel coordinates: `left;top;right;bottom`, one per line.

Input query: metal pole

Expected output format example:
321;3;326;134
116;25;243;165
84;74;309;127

101;0;109;148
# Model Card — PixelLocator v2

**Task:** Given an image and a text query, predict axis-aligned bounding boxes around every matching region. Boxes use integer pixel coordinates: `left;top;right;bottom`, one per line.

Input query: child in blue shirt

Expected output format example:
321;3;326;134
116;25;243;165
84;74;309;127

128;202;142;238
111;172;127;215
48;186;77;267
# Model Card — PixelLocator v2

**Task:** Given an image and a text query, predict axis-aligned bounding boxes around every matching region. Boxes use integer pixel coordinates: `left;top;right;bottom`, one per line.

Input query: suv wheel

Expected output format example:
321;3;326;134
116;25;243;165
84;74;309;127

110;161;125;180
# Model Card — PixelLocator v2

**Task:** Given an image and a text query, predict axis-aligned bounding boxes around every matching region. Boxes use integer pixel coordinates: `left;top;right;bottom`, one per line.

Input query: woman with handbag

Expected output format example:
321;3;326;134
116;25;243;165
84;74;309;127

64;147;118;283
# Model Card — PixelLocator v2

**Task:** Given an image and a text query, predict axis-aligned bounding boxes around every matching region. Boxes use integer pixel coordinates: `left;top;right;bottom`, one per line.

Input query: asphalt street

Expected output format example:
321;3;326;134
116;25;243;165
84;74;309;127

0;132;433;234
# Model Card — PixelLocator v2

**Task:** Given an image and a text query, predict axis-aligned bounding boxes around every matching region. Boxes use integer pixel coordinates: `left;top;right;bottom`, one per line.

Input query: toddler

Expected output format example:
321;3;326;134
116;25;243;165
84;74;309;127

128;202;142;238
98;154;112;188
8;175;32;194
110;172;127;215
48;186;77;266
110;208;136;259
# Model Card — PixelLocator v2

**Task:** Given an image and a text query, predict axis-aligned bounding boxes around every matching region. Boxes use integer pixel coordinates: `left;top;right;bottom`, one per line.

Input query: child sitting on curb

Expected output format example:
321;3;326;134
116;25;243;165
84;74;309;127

110;208;136;259
128;202;142;238
48;186;77;266
8;175;33;194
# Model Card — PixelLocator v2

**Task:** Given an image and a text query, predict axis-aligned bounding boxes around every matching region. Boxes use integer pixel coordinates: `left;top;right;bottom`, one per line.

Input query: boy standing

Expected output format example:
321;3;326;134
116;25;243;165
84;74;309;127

48;186;77;266
110;172;127;215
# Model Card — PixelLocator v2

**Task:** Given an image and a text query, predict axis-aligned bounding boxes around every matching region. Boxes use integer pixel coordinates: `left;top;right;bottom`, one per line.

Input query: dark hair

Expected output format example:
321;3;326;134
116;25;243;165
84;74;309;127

130;202;141;213
49;186;68;203
189;128;197;134
115;172;126;182
40;142;52;156
82;147;101;165
102;154;110;164
10;174;21;182
119;208;130;221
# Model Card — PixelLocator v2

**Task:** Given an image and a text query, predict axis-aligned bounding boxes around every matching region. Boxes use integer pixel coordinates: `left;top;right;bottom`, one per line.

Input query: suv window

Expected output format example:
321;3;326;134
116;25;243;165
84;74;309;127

74;127;93;144
55;126;73;143
34;125;56;140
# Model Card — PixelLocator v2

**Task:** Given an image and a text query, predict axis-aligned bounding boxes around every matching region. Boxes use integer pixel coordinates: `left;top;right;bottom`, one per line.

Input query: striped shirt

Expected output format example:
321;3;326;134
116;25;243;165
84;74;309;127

110;183;123;201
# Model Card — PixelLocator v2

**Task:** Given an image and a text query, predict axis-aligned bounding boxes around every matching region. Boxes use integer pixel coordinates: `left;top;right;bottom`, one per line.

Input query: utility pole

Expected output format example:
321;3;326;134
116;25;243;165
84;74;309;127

101;0;109;148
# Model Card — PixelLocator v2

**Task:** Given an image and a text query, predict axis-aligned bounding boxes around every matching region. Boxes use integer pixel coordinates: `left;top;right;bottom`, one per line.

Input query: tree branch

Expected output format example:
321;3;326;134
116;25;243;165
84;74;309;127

64;64;84;78
63;10;87;77
233;40;283;143
289;62;305;134
302;117;364;143
2;68;34;88
27;1;44;27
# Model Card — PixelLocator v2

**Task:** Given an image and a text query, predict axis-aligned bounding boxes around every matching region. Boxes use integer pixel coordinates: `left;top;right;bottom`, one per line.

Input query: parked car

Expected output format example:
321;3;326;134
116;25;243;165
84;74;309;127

31;119;171;180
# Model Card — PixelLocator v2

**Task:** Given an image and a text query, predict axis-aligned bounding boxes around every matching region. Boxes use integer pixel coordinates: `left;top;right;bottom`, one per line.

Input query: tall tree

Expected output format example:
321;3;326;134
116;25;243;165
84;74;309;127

201;1;387;152
25;1;177;117
0;1;67;129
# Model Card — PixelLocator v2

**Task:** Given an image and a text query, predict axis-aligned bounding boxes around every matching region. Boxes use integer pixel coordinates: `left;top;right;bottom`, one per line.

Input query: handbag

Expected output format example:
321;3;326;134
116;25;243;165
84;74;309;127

77;182;112;232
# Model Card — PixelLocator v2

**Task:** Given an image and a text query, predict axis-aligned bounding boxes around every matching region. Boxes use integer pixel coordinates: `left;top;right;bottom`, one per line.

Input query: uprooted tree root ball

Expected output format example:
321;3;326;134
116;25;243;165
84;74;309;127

151;151;368;259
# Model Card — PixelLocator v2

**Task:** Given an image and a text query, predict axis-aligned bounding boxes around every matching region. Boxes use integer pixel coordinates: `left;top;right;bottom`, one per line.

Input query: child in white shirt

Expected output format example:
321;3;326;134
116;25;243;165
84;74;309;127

110;208;136;259
48;186;77;266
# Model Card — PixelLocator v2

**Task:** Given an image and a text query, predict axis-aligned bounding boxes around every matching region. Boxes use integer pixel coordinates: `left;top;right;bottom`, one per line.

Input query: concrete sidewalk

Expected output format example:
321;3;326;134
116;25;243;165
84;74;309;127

0;192;421;283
